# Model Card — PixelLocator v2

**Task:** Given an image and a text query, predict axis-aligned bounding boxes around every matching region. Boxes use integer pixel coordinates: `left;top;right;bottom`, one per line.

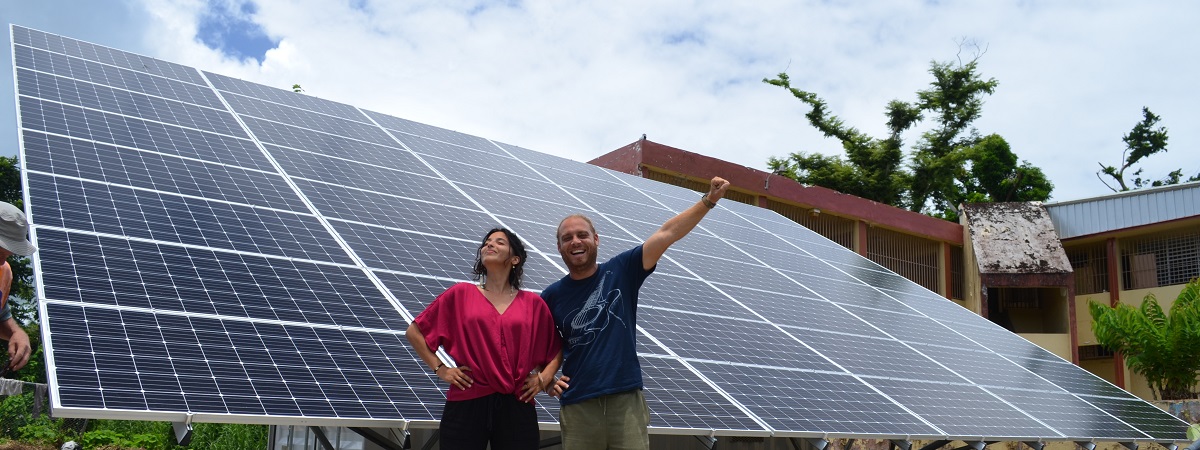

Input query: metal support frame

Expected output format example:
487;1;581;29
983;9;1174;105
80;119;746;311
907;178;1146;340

1076;441;1097;450
171;414;193;446
1185;440;1200;450
694;434;717;449
949;441;986;450
891;439;913;450
1119;442;1138;450
791;437;830;450
310;426;335;450
1022;441;1045;450
349;427;408;450
918;440;950;450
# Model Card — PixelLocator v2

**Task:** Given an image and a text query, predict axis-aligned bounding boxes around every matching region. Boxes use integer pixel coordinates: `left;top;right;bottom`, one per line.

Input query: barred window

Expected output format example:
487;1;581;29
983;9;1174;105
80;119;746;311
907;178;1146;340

1066;242;1108;295
643;170;757;206
1119;228;1200;289
764;199;856;249
949;245;965;300
866;227;940;294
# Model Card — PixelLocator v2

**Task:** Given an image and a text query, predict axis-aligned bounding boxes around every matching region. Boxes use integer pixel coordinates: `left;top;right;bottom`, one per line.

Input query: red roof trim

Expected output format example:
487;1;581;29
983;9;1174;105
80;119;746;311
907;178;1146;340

589;139;963;245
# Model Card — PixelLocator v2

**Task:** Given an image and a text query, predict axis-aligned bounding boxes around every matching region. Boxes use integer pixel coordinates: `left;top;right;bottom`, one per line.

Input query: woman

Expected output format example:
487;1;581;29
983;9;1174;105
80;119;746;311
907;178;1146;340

406;227;562;449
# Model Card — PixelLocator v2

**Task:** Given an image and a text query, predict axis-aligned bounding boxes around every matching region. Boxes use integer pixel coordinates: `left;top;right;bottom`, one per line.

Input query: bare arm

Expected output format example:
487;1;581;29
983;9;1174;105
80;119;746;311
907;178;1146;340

522;349;564;401
1;318;30;372
405;323;473;390
642;177;731;270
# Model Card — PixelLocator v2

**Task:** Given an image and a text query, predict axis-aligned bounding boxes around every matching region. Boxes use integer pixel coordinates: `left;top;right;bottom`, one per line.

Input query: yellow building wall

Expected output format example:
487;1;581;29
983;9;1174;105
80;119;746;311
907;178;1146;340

1081;358;1117;383
1117;284;1187;309
1074;292;1108;346
1021;333;1072;361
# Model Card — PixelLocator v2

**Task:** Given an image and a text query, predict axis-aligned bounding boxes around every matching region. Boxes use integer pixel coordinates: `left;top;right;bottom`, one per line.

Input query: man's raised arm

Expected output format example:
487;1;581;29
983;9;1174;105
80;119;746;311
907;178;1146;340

641;176;730;270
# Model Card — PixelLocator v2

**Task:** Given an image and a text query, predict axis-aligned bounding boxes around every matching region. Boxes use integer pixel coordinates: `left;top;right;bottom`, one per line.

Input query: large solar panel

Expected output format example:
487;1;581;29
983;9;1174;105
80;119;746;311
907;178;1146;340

10;25;1190;445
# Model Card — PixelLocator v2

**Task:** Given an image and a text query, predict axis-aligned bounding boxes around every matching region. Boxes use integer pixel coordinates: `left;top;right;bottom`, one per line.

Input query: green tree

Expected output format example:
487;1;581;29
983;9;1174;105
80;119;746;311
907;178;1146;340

763;73;911;206
0;155;42;384
0;156;34;315
1089;278;1200;400
961;134;1054;204
764;52;1053;219
1098;107;1200;191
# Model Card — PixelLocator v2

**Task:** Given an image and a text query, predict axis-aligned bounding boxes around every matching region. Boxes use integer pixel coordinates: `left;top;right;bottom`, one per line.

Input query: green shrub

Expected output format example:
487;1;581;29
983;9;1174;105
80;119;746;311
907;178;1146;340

0;394;34;439
128;432;169;450
187;423;268;450
16;418;59;445
1090;278;1200;400
81;429;127;449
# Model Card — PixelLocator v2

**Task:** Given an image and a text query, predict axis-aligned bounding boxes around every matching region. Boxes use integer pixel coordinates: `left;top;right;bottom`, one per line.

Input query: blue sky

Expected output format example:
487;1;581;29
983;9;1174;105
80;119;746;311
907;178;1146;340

195;1;278;63
2;0;1198;203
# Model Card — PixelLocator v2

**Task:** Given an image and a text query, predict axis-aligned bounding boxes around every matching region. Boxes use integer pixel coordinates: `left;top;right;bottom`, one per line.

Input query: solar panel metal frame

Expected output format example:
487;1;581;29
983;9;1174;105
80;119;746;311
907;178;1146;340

9;24;1191;446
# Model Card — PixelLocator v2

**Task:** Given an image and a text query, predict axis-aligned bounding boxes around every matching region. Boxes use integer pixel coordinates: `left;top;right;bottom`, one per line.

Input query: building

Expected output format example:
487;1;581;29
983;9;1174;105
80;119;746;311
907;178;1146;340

591;136;1200;400
1047;181;1200;400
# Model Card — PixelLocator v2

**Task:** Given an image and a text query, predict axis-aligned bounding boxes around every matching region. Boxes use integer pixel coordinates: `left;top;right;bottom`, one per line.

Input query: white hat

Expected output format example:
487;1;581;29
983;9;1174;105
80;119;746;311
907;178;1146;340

0;202;36;256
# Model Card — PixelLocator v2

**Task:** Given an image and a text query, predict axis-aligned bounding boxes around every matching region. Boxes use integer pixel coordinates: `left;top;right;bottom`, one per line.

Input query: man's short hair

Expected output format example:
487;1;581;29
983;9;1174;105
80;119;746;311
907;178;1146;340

557;214;597;238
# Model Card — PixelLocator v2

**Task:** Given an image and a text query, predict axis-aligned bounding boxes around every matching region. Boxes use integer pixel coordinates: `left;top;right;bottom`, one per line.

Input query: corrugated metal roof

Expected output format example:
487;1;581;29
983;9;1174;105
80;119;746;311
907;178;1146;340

1045;180;1200;239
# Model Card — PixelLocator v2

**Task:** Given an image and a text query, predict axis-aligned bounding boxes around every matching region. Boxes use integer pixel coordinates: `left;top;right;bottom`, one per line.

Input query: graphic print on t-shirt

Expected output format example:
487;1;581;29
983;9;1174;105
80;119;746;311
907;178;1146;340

566;270;626;347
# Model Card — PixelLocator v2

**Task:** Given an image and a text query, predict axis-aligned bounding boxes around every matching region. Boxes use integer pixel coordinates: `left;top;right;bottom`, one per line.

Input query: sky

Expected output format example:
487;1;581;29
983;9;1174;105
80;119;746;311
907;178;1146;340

2;0;1198;204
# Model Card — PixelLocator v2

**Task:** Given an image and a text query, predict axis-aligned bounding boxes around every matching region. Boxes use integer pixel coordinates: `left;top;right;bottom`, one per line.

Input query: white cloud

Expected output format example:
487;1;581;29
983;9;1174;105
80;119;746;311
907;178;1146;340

3;0;1198;202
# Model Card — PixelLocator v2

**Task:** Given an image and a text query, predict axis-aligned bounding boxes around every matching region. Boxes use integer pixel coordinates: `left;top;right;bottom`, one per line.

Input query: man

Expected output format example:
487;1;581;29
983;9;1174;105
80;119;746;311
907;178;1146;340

542;176;729;449
0;201;36;375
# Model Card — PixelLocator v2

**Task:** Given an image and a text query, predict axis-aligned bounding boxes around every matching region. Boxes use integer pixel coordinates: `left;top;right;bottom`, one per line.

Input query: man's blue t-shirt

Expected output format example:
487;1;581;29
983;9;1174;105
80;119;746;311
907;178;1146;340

542;245;654;405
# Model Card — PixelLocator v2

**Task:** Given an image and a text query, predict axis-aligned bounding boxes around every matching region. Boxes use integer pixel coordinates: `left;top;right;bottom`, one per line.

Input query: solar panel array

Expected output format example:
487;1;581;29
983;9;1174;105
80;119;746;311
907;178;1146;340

11;25;1189;443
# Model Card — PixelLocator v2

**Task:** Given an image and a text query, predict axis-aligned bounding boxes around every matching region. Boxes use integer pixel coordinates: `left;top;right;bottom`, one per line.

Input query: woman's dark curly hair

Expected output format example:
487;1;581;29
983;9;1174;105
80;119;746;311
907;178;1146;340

472;227;528;291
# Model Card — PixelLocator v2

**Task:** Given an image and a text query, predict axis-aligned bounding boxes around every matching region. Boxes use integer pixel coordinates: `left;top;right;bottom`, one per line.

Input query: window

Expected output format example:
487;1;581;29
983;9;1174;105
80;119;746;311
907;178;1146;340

1120;228;1200;289
1066;242;1108;295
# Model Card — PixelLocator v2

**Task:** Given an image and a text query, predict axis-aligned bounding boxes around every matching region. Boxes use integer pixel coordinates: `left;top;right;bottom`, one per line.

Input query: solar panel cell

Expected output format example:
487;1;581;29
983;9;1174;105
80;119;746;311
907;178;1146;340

867;377;1058;438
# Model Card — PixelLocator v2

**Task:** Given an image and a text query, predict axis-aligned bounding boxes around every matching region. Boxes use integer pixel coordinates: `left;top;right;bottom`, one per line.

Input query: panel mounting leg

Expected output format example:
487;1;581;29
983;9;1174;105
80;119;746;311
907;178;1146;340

1022;441;1045;450
310;426;334;450
791;438;829;450
172;414;193;446
349;426;408;450
1075;442;1097;450
694;434;717;449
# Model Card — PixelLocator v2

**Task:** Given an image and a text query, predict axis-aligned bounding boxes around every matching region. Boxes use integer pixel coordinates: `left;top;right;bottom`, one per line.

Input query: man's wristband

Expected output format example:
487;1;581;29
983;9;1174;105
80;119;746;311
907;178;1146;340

701;193;717;209
433;362;445;373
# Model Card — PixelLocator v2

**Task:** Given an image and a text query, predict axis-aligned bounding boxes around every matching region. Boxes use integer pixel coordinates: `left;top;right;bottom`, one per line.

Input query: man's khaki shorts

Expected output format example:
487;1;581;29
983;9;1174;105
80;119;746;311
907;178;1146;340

561;389;651;450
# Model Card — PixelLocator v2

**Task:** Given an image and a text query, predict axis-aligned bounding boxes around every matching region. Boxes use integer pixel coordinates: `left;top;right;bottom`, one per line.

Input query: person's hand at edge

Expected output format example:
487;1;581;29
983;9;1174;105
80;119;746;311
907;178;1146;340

546;375;570;398
436;365;474;390
3;324;30;373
